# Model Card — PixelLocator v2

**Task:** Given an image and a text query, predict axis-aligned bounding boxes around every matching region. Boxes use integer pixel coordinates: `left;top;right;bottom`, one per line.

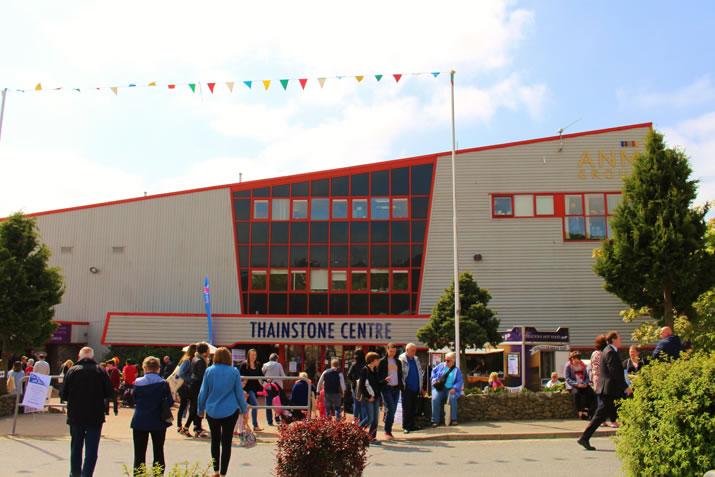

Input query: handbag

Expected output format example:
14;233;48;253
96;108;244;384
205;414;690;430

161;382;174;426
166;365;184;396
433;366;455;391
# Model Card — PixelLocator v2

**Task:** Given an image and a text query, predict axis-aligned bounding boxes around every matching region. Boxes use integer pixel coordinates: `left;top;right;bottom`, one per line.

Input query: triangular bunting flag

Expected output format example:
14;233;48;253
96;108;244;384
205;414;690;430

207;83;216;93
226;82;234;92
355;76;364;83
168;84;176;89
35;83;42;90
148;82;157;86
318;78;326;88
111;87;118;96
244;81;252;89
73;88;80;92
129;84;136;87
375;75;383;82
393;74;402;83
432;72;440;77
280;79;289;90
189;84;196;92
299;78;308;90
337;76;344;79
262;80;271;90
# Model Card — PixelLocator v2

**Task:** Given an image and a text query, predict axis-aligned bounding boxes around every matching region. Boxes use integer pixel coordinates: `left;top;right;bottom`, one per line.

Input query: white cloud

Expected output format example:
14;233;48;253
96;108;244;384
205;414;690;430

629;75;715;109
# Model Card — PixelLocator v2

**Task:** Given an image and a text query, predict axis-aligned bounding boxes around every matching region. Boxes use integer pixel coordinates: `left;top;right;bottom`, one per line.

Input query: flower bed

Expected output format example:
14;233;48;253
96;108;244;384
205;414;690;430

427;391;578;422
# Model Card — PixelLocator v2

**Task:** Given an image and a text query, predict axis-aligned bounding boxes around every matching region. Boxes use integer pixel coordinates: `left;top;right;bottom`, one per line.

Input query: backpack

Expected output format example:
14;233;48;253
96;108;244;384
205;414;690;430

355;375;365;401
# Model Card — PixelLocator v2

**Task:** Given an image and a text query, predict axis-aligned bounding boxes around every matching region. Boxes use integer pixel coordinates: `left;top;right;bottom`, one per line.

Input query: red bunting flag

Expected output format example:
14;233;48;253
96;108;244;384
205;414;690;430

299;78;308;90
168;84;176;89
208;83;216;93
393;74;402;83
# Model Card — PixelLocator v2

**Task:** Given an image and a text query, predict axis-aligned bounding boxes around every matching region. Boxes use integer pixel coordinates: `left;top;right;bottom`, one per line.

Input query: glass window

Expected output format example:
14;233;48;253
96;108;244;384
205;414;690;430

352;199;368;219
249;294;267;314
292;181;309;197
311;179;329;197
350;245;369;267
391;167;409;196
351;271;368;291
493;197;512;216
391;222;410;243
371;170;389;196
272;184;290;197
351;173;369;196
238;246;248;268
330;294;348;315
412;221;426;243
331;271;347;290
411;244;423;267
536;195;554;215
271;222;289;244
310;294;328;315
269;270;288;291
235;223;250;244
392;198;408;218
332;199;348;219
370;269;389;292
289;294;307;314
310;245;329;268
412;268;421;292
331;176;349;196
411;163;433;195
607;194;622;214
311;198;329;220
391;294;410;315
251;246;268;267
251;271;267;290
330;245;348;267
587;217;608;240
291;222;309;243
350;294;368;314
393;270;409;290
411;196;429;219
565;195;583;215
240;269;249;293
351;222;369;243
331;222;349;243
514;195;534;217
251;222;269;243
391;245;410;267
371;221;389;243
269;293;287;315
253;200;269;219
370;294;389;315
607;218;614;239
233;190;251;198
292;271;307;291
310;222;329;243
292;199;308;219
272;199;290;220
234;199;251;220
371;245;389;267
253;187;270;198
291;245;308;267
586;194;606;215
371;198;390;219
270;245;289;267
310;270;329;292
564;217;586;240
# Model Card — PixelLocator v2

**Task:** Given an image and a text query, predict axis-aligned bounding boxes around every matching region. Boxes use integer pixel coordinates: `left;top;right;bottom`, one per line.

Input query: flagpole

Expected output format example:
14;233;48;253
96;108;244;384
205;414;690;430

450;70;461;369
0;88;7;143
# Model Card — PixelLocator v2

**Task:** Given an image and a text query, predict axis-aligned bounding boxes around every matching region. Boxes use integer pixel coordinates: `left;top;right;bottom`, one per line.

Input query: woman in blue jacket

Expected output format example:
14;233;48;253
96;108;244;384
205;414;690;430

198;347;249;477
131;356;174;474
430;352;463;427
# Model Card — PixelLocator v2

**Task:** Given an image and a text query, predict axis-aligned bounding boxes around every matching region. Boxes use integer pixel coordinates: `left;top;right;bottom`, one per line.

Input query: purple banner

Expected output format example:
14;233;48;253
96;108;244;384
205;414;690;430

501;327;569;343
48;323;72;343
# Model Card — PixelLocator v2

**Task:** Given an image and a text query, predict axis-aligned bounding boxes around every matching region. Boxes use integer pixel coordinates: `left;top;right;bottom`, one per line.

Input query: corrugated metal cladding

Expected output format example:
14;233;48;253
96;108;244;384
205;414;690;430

420;126;652;347
104;314;430;347
36;188;241;351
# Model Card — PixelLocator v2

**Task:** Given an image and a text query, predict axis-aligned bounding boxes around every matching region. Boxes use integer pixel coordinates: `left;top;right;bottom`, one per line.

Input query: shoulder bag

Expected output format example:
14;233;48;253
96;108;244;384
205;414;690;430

433;366;455;391
161;382;174;425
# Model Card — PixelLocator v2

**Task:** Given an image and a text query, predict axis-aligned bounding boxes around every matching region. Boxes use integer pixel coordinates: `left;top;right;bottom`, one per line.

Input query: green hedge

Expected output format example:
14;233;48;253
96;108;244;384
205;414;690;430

615;351;715;476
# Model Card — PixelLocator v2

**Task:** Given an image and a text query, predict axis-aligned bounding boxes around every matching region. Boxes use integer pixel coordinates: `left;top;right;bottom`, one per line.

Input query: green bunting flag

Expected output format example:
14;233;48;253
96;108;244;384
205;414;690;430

280;79;289;90
189;84;196;93
375;74;383;82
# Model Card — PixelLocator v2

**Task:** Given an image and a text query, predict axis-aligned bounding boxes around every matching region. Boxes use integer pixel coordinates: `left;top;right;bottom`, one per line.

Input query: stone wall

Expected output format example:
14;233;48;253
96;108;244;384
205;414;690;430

0;393;19;418
432;391;579;422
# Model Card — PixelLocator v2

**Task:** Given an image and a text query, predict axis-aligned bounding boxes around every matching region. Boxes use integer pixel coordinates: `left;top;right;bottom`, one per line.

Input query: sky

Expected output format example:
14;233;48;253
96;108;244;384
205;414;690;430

1;1;713;217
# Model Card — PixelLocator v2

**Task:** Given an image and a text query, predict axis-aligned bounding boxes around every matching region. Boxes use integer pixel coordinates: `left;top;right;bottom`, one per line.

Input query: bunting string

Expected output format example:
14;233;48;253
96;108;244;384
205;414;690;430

10;72;446;96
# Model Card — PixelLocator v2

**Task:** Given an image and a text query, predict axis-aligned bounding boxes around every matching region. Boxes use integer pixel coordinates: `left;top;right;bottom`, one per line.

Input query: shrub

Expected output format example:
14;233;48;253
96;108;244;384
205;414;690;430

615;351;715;476
275;418;371;477
123;461;214;477
542;383;566;392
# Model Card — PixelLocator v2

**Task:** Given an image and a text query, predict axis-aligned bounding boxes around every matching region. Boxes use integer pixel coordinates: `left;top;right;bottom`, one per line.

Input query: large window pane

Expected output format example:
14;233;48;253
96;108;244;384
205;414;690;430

311;179;329;197
564;217;586;240
331;176;349;196
350;294;368;314
233;190;251;198
493;197;513;216
586;194;606;215
391;245;410;267
292;181;309;197
607;194;622;214
272;184;290;197
291;271;307;291
331;222;348;243
587;217;607;239
393;198;408;218
272;199;290;220
251;246;268;267
269;293;287;314
271;222;289;243
289;293;307;314
332;199;348;219
331;270;347;290
310;222;329;243
565;195;583;215
292;199;308;219
371;198;390;219
311;198;329;220
251;222;269;243
330;294;348;315
350;245;368;267
249;293;267;314
371;221;389;243
309;294;328;315
310;270;329;292
291;245;308;267
411;244;423;267
251;271;267;290
411;164;433;195
291;222;309;243
270;245;289;267
330;245;348;267
393;270;409;291
412;221;426;243
371;170;389;196
370;294;389;314
235;223;250;244
412;268;421;292
391;222;410;243
514;195;534;217
351;222;369;243
391;294;410;315
536;195;554;215
391;167;409;196
269;270;288;291
370;269;389;292
238;246;248;268
352;199;368;219
240;269;249;293
371;245;389;267
253;187;270;198
351;271;367;291
254;200;269;219
411;196;429;219
234;199;250;220
351;173;369;196
310;245;329;268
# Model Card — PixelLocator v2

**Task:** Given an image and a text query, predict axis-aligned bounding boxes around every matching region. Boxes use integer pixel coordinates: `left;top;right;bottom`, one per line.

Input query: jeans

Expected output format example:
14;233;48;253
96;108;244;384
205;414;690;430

105;390;118;415
265;385;277;425
324;393;342;419
401;388;418;430
206;409;240;475
69;425;102;477
352;389;362;421
381;386;400;433
431;388;458;423
176;385;190;428
246;389;259;427
132;428;166;475
359;400;380;439
186;383;203;431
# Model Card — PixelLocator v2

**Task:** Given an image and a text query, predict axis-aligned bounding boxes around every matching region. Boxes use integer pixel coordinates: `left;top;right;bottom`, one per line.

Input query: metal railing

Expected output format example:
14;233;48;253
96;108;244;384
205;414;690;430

11;374;66;435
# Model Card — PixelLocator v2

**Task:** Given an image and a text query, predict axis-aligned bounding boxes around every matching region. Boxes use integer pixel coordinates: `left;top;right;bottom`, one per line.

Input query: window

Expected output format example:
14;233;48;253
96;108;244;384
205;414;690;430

393;270;409;290
332;199;348;219
493;197;512;216
251;222;269;243
310;222;329;243
330;245;348;267
292;181;309;197
235;223;249;244
391;245;410;267
350;245;369;267
564;217;586;240
391;221;410;243
272;184;290;197
234;199;250;220
272;199;290;220
391;294;410;315
311;198;329;220
251;246;268;267
391;167;409;196
269;269;288;291
370;221;389;243
310;245;329;268
351;173;369;196
370;269;389;292
331;222;348;243
251;270;267;290
411;164;433;195
331;176;349;196
586;194;606;215
392;198;408;218
270;245;288;267
371;245;389;267
292;271;307;290
565;195;583;215
291;222;309;243
607;194;622;214
411;196;429;219
271;223;289;243
310;270;328;292
331;270;347;290
514;195;534;217
536;195;554;215
253;187;270;197
291;245;308;267
351;271;367;291
370;294;389;314
311;179;329;197
253;200;269;219
292;200;308;219
352;199;368;219
351;222;369;243
371;170;389;196
587;217;607;239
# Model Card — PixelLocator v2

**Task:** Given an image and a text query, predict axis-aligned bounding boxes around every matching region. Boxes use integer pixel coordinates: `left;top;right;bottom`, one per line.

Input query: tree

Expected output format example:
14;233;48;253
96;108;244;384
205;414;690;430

0;212;65;393
593;130;715;330
417;271;500;363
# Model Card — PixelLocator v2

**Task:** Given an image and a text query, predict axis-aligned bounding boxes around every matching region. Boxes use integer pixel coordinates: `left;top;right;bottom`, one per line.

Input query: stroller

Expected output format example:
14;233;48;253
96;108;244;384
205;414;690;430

119;383;135;408
271;385;302;425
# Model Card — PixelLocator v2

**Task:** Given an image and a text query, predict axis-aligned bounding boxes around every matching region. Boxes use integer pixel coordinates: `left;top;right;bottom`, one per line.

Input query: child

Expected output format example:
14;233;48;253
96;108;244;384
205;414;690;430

316;389;326;419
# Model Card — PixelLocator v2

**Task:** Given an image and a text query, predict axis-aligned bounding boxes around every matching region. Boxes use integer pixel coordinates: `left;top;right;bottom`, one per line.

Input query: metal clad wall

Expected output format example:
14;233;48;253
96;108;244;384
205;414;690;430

420;127;651;346
36;188;241;350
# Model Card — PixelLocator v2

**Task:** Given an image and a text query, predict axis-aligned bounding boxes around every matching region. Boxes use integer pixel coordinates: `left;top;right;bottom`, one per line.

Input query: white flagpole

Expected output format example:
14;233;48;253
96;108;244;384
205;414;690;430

0;88;7;143
450;70;461;369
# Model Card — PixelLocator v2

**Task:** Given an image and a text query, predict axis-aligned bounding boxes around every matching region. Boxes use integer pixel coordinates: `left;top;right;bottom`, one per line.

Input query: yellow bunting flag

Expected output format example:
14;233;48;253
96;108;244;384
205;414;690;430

148;82;157;86
226;82;234;92
262;80;271;90
110;87;118;96
355;76;364;83
35;83;42;90
318;78;326;88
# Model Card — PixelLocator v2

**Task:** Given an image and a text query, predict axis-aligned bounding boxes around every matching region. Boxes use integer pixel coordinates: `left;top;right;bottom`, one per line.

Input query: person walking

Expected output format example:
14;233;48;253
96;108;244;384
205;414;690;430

261;353;285;426
188;343;211;438
358;352;381;444
60;347;113;477
346;349;366;424
198;347;249;477
578;331;632;451
316;358;346;419
430;352;463;427
377;343;403;439
176;344;197;436
238;349;264;431
7;361;24;395
130;356;173;475
399;343;425;434
33;352;50;375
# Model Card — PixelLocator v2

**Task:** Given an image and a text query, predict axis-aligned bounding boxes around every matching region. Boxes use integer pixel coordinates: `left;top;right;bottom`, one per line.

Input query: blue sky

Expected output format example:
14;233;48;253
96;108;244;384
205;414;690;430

1;1;713;216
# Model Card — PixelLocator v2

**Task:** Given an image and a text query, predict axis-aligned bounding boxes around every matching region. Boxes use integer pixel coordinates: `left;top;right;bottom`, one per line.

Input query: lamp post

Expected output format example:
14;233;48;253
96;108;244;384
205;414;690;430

449;71;461;369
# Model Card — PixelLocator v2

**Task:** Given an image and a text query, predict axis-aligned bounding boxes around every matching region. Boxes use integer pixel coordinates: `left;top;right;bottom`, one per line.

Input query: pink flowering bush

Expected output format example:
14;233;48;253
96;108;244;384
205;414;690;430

275;418;371;477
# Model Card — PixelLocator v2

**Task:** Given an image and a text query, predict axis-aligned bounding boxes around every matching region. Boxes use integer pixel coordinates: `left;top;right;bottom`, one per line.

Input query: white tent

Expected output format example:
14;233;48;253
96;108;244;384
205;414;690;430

182;343;218;354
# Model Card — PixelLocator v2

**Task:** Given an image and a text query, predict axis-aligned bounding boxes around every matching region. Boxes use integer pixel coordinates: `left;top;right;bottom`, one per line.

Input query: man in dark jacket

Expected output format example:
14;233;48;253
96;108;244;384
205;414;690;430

160;355;176;378
578;331;631;451
652;326;683;361
187;342;209;436
60;347;113;477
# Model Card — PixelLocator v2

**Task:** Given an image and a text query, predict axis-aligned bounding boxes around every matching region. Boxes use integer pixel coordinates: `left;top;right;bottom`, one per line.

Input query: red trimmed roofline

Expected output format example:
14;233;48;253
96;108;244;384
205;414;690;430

17;122;652;218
